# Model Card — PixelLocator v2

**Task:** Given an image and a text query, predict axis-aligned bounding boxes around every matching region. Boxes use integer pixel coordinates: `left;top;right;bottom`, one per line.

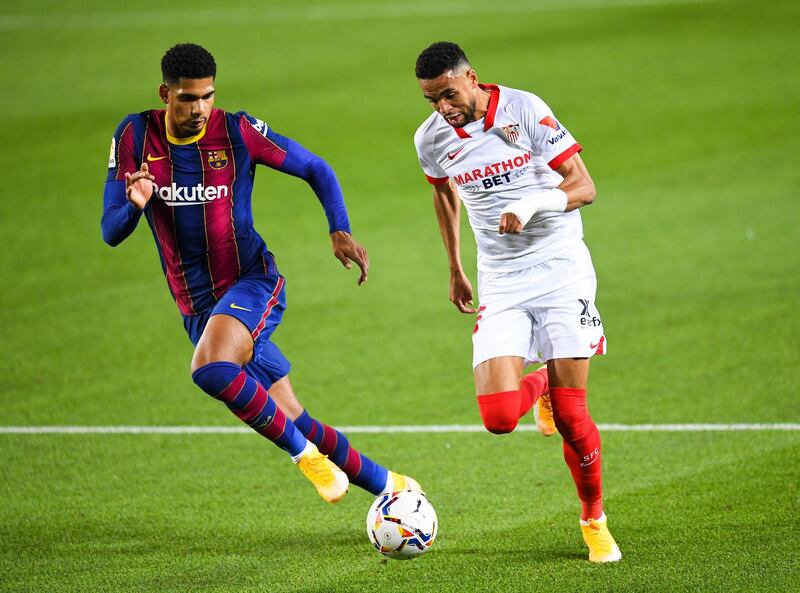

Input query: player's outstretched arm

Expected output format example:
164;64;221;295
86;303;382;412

239;116;367;283
433;181;477;314
331;231;369;285
280;140;366;285
276;138;367;285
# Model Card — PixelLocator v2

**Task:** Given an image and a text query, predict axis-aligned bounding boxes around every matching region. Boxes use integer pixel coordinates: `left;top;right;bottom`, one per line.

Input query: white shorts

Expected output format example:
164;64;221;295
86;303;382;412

472;241;607;368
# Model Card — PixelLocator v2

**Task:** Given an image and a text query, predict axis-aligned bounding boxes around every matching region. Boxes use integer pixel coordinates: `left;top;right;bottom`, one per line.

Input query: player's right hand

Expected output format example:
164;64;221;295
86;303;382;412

498;212;524;234
125;162;155;210
450;270;477;314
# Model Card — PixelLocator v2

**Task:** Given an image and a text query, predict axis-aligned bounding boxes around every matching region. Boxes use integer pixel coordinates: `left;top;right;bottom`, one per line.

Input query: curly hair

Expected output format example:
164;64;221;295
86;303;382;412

161;43;217;84
415;41;470;80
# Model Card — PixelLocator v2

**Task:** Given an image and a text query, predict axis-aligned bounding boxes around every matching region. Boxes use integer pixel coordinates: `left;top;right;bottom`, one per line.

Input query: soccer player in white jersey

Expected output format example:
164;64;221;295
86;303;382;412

413;42;621;562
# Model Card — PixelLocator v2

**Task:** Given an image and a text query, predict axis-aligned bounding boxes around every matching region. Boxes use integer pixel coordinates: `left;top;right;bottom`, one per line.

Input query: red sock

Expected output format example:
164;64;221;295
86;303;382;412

519;367;548;416
477;368;550;434
476;391;521;434
550;387;603;521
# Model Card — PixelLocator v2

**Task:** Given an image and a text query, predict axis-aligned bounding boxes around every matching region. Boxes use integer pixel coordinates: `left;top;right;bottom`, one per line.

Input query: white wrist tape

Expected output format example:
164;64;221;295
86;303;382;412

500;188;568;227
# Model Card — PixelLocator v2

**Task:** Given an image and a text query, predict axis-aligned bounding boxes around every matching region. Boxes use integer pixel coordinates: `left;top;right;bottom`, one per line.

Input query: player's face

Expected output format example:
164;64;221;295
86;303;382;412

419;69;480;128
159;77;216;137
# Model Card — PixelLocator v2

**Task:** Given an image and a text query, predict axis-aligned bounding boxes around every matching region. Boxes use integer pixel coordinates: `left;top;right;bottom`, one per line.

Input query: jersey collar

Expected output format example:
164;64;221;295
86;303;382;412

165;112;208;145
450;83;500;139
479;83;500;130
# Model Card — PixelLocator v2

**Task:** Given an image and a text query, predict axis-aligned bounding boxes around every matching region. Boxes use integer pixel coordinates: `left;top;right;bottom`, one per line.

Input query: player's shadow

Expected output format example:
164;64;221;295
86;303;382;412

431;517;587;564
444;545;584;562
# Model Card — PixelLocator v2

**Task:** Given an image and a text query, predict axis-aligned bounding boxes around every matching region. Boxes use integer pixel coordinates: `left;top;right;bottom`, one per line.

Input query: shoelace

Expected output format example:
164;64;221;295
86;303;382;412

586;520;613;552
304;455;336;484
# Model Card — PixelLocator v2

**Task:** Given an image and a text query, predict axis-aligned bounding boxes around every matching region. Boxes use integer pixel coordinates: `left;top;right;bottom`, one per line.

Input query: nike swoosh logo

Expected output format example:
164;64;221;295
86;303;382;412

447;147;464;160
590;342;599;350
147;153;168;162
230;303;251;312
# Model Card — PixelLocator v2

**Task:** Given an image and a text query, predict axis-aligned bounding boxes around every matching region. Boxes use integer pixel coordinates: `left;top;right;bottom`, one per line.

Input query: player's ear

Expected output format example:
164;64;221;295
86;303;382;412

158;84;169;104
466;69;479;87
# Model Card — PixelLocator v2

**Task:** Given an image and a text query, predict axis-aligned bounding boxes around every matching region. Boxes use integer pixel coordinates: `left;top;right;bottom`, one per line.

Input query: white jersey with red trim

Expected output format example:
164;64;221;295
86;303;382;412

414;84;585;272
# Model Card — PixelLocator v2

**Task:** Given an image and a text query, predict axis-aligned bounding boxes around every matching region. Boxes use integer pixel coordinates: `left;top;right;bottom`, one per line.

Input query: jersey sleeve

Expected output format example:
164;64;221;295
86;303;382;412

523;95;582;170
106;116;140;182
237;112;350;234
414;124;449;185
237;112;289;168
102;116;143;246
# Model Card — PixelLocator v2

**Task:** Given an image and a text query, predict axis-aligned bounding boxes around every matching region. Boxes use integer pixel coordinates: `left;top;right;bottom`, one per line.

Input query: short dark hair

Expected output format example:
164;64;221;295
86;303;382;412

415;41;470;80
161;43;217;84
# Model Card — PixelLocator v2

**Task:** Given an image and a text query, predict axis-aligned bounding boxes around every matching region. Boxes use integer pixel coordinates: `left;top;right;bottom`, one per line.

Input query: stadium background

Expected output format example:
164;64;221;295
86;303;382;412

1;0;797;591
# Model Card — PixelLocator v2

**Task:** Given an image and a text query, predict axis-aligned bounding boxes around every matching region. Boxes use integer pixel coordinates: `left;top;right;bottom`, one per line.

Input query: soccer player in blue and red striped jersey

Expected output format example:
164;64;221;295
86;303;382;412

102;43;420;503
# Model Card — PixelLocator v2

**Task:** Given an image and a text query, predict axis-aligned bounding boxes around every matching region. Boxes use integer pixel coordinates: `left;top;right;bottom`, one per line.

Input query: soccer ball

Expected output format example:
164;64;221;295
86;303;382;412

366;490;437;560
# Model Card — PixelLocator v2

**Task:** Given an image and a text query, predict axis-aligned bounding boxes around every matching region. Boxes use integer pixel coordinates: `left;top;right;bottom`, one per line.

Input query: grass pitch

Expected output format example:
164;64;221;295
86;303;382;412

1;0;799;591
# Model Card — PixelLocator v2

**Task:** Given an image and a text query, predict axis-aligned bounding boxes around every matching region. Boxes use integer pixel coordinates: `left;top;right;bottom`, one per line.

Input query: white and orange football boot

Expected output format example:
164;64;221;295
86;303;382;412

532;368;557;437
296;443;349;503
580;514;622;563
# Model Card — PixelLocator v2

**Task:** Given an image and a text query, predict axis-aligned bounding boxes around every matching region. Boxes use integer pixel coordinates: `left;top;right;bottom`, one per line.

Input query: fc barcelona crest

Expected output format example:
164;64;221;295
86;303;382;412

208;150;229;170
501;124;521;144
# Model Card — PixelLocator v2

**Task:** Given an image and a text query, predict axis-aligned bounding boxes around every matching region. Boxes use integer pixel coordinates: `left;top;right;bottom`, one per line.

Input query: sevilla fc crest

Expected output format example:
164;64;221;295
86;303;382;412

501;124;520;144
208;150;228;170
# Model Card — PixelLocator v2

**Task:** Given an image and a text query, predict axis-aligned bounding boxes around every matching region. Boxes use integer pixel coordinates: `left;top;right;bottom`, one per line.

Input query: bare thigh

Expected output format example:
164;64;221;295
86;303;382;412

473;355;525;394
190;314;254;372
547;357;590;389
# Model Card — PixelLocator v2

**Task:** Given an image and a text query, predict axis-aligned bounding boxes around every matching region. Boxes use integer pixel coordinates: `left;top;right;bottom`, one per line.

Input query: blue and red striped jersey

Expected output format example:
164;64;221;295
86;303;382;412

103;108;350;315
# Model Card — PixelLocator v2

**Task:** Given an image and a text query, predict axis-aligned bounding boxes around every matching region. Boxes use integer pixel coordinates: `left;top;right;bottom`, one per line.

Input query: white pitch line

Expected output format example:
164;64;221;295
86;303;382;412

0;0;726;31
0;423;798;435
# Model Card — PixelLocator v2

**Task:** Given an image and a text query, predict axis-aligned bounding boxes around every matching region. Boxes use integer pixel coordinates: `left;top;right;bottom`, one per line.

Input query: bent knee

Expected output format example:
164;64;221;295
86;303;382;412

552;407;594;442
477;391;521;435
192;360;242;397
191;343;253;374
482;416;519;434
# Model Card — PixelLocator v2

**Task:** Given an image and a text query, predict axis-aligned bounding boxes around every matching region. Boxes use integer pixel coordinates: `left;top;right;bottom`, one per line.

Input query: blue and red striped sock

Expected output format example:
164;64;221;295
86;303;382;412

294;410;388;495
192;361;307;457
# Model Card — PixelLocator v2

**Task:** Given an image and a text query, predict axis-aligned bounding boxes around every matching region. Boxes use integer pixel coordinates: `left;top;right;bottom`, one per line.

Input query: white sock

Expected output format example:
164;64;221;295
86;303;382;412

291;440;315;464
580;512;606;526
380;472;394;495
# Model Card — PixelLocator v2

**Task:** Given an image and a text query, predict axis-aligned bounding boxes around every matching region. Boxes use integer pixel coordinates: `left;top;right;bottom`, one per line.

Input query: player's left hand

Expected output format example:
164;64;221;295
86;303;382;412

498;212;523;234
331;231;369;285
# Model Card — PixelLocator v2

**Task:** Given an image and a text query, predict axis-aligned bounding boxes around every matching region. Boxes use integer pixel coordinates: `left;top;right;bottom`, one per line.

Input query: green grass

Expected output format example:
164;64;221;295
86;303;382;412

1;0;799;591
1;432;798;592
